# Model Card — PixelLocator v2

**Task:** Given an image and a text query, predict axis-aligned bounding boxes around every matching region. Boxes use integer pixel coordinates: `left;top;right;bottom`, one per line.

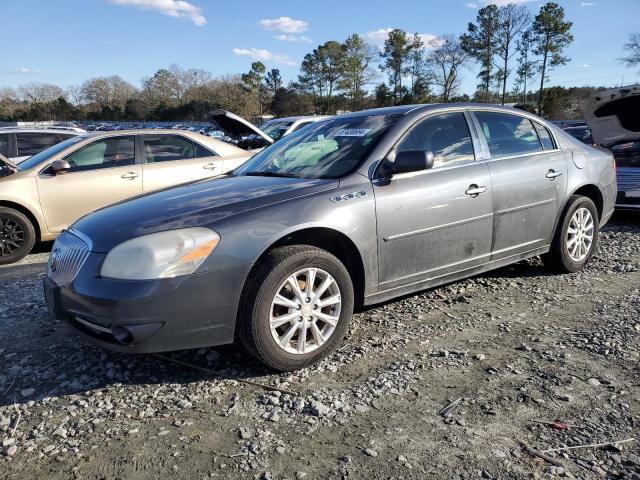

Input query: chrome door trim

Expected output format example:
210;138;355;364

384;212;494;242
495;198;556;216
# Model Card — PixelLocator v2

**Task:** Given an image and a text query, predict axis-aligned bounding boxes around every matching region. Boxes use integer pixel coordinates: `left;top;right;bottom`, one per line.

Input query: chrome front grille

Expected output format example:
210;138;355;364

47;231;90;286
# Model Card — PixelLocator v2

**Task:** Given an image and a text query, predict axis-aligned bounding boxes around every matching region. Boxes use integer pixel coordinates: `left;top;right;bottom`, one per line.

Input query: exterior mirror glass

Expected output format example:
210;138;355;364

393;150;434;175
51;159;71;175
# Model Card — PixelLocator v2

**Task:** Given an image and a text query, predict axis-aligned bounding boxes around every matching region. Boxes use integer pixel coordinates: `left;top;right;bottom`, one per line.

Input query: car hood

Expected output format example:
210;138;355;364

583;85;640;147
73;175;339;252
207;109;273;145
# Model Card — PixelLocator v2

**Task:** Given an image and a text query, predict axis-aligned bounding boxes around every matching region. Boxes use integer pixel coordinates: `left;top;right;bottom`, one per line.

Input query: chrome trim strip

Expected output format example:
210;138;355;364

496;198;556;215
384;212;494;241
487;149;562;162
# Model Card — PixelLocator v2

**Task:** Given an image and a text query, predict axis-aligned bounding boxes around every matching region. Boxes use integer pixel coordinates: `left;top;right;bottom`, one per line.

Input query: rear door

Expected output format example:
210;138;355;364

471;111;567;260
36;135;142;233
374;111;494;289
141;134;222;192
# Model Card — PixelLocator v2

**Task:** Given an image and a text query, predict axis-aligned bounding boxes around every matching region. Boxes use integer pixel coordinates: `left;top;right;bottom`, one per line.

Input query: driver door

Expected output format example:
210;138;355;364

373;112;494;290
36;135;142;233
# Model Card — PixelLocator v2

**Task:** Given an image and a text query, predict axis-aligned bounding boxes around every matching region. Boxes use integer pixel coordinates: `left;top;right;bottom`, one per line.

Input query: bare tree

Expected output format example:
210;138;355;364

66;84;83;107
81;76;137;112
428;35;469;102
494;4;532;105
621;32;640;69
17;83;66;104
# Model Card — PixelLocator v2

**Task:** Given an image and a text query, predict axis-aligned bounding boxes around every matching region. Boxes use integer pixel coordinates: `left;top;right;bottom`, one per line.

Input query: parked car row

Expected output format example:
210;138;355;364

36;104;616;371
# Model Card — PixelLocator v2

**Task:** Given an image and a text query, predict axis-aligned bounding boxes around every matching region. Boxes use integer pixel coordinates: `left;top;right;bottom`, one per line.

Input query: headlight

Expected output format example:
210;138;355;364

100;228;220;280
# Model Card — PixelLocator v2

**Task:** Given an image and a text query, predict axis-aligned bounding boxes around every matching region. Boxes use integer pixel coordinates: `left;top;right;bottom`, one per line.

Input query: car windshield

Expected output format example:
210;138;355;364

234;114;398;179
17;136;84;171
259;120;294;141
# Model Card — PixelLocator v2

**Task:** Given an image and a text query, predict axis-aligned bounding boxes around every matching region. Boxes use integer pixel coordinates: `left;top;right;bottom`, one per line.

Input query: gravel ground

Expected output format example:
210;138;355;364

0;213;639;479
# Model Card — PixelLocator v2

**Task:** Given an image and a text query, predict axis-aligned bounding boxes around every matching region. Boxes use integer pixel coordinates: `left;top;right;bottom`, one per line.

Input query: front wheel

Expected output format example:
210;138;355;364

0;207;36;265
237;245;354;371
544;195;599;273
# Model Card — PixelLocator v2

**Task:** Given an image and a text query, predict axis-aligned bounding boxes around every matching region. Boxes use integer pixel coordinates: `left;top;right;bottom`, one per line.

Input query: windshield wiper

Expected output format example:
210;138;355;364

244;171;301;178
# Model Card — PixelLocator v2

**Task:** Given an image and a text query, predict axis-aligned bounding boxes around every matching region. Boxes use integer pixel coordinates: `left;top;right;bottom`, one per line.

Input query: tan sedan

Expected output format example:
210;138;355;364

0;130;251;264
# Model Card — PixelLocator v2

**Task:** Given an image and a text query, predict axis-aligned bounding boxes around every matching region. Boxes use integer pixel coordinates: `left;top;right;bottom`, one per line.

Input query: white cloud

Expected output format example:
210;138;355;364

364;28;442;50
259;16;308;33
108;0;206;26
232;48;296;66
465;2;479;8
580;2;596;6
274;34;312;43
10;67;40;74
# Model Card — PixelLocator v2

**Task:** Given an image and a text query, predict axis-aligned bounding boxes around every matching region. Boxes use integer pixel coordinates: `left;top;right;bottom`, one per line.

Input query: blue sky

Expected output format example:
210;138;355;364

2;0;639;96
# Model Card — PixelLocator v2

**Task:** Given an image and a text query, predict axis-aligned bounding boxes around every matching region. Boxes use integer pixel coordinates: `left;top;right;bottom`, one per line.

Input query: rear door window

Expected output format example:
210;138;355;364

0;134;8;156
16;133;62;157
534;122;556;150
143;135;196;163
63;136;136;172
193;141;216;158
394;112;475;168
474;112;542;158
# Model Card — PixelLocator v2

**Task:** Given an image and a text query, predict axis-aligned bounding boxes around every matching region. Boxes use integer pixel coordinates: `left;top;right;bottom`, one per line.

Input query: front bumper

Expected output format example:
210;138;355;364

44;252;248;353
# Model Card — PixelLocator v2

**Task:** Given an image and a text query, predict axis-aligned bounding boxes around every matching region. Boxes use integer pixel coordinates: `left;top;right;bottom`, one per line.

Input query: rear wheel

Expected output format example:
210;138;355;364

0;207;36;265
237;245;354;371
544;195;599;273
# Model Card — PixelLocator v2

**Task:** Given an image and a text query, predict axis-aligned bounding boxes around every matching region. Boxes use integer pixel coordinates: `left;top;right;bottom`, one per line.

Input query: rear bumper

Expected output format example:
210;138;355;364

616;167;640;210
44;253;248;353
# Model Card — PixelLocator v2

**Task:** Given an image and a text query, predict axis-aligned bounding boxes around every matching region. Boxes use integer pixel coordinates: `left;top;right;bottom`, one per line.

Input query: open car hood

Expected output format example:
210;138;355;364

0;154;17;178
583;85;640;147
206;109;273;145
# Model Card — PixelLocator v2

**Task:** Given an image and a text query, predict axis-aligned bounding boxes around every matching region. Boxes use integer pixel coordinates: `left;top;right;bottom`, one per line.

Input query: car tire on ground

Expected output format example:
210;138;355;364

0;207;36;265
544;195;599;273
237;245;354;371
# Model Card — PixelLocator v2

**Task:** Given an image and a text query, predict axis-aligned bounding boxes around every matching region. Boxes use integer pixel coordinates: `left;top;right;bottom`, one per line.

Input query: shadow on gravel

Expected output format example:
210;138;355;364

0;339;275;407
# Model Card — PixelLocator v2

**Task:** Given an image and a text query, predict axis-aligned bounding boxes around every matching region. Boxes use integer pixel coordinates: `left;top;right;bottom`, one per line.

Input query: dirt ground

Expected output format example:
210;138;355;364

0;213;639;479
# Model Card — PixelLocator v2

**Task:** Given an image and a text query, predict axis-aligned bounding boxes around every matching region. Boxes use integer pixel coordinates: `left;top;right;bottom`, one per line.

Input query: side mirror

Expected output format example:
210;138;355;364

393;150;434;175
51;159;71;175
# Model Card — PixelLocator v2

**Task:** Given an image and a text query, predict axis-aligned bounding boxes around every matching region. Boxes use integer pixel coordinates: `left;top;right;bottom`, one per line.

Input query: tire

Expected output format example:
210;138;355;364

0;207;36;265
237;245;354;371
544;195;599;273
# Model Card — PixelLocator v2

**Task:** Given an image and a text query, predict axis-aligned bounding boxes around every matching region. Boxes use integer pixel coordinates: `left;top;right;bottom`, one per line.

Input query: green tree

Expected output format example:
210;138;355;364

514;30;537;108
264;69;283;98
338;34;377;110
380;29;412;105
241;61;267;116
461;5;499;99
531;2;573;113
495;4;531;105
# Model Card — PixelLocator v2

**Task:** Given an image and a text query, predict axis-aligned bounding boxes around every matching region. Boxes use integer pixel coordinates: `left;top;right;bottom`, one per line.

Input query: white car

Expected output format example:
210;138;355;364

207;110;330;151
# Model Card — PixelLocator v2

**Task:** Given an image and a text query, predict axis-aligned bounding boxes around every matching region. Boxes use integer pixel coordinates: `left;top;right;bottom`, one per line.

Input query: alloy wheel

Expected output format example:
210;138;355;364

0;216;25;258
269;267;342;355
566;207;594;262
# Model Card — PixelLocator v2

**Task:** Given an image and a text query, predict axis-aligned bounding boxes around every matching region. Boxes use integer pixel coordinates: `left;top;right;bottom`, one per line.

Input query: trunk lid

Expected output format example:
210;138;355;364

583;85;640;147
207;109;273;146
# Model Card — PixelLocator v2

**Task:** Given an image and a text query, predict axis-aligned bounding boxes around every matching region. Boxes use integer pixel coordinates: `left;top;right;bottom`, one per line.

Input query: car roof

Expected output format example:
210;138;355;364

70;129;246;155
337;103;542;118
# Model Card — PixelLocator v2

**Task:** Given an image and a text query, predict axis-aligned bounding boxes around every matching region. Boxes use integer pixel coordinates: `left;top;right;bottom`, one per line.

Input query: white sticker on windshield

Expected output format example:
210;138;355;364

334;128;372;137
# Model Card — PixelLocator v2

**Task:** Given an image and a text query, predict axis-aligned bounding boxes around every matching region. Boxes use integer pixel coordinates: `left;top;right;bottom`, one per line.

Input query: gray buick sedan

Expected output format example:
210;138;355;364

44;104;616;371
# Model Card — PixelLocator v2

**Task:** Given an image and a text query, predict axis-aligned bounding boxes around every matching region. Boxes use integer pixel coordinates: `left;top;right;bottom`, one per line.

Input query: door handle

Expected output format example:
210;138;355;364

121;172;139;180
546;169;562;179
203;163;217;170
465;184;487;197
